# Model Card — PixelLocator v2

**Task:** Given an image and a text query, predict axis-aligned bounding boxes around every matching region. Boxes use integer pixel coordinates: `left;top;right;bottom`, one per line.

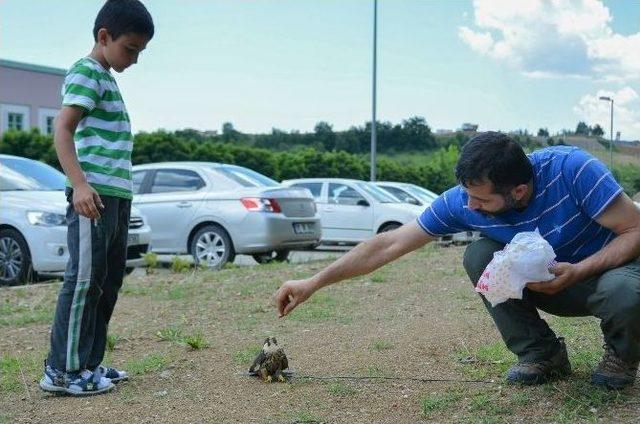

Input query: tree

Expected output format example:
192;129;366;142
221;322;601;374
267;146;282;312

314;121;336;151
575;121;590;136
222;122;241;142
591;124;604;137
537;128;549;137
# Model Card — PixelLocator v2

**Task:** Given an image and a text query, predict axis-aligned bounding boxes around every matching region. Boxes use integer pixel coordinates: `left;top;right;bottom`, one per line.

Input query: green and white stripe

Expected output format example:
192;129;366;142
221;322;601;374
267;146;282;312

62;57;133;199
66;216;92;372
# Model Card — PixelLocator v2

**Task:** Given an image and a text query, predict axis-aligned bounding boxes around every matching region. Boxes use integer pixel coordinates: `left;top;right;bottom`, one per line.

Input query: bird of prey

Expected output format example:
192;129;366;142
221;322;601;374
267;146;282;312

249;337;289;383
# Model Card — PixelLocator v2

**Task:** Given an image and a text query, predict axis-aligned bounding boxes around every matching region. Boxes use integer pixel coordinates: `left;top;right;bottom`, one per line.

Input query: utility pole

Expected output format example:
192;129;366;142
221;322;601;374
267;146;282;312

370;0;378;181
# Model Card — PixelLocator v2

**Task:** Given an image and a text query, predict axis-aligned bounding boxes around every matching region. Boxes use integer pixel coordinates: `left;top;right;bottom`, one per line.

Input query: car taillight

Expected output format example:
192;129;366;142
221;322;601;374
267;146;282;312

240;197;282;213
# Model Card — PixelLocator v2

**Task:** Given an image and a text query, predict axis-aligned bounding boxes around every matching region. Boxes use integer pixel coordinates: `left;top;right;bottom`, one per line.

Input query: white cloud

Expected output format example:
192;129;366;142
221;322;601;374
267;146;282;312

573;87;640;140
459;0;639;81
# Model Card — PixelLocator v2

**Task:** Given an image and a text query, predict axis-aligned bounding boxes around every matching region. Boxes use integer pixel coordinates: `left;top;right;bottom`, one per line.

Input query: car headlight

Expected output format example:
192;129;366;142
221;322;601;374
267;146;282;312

27;211;67;227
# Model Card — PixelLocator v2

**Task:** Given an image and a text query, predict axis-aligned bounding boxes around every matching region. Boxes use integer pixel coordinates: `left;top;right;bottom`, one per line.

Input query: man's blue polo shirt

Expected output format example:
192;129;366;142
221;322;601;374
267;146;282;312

417;146;623;263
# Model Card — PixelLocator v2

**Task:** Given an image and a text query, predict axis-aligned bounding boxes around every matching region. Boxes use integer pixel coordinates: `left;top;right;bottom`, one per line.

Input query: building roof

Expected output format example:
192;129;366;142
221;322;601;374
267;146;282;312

0;59;66;76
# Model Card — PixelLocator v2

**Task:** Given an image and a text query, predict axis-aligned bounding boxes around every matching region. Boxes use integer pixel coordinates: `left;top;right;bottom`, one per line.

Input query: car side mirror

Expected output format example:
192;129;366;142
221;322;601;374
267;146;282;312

357;199;370;207
405;197;421;206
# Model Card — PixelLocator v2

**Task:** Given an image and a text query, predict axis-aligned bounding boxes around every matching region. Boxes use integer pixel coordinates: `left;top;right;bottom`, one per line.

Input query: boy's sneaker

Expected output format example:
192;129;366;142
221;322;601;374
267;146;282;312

591;345;639;389
506;338;572;385
39;361;67;394
95;364;129;383
40;362;114;396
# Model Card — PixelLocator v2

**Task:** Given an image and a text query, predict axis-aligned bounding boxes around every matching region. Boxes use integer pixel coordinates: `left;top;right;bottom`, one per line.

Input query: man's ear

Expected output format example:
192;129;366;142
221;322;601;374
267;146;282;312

512;183;529;201
96;28;110;46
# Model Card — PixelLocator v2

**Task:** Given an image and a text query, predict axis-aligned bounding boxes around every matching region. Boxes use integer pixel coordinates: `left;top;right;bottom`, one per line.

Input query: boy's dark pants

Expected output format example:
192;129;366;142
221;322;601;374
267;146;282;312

47;188;130;373
463;237;640;364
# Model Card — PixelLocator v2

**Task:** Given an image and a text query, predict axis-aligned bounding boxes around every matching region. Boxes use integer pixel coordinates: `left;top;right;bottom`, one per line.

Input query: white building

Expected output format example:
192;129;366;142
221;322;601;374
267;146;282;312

0;59;66;137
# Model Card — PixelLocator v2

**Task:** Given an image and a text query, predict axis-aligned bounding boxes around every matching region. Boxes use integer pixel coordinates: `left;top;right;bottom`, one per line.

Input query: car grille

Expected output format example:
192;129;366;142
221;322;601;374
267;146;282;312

129;216;144;229
127;244;149;260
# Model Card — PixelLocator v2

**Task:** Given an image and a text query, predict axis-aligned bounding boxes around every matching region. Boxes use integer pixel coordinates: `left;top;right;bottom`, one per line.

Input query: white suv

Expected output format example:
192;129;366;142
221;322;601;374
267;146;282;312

281;178;424;246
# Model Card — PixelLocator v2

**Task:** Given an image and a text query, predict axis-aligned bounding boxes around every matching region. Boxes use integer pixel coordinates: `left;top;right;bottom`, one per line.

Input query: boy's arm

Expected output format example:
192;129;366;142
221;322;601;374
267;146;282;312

54;106;104;219
274;220;434;317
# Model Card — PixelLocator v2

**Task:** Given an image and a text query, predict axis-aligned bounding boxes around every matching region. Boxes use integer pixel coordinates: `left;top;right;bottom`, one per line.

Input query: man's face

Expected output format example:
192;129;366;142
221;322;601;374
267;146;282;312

464;181;519;217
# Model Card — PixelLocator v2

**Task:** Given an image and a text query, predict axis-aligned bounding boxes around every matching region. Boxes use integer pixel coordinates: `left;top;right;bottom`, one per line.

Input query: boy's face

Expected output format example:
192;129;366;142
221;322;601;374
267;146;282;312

98;29;150;72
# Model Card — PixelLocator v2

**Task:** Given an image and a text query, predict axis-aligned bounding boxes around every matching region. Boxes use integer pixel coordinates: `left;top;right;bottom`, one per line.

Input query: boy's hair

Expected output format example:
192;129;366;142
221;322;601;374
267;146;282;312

455;131;533;194
93;0;154;42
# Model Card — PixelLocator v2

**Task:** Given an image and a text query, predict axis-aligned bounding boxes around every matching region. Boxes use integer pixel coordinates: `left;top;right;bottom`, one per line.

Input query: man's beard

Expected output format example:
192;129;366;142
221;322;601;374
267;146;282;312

478;193;518;218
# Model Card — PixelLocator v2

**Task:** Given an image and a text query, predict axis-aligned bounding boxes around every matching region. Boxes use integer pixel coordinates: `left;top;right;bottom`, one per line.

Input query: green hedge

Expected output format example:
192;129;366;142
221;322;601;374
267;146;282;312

3;129;637;196
0;129;458;193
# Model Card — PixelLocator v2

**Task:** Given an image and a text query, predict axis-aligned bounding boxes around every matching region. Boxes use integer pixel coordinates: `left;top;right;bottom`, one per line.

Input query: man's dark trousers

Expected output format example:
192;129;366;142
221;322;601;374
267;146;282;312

47;188;130;373
463;237;640;363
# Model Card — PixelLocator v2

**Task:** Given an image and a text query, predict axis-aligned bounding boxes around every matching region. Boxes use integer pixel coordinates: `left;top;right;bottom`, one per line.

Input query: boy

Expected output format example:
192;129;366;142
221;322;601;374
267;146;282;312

40;0;154;396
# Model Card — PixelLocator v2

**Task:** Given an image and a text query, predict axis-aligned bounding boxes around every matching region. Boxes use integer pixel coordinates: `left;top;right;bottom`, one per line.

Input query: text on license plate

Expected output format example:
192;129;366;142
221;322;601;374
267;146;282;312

293;222;314;235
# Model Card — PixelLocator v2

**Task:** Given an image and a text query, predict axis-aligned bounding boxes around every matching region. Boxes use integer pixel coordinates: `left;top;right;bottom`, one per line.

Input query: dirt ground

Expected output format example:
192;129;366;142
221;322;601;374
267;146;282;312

1;244;639;423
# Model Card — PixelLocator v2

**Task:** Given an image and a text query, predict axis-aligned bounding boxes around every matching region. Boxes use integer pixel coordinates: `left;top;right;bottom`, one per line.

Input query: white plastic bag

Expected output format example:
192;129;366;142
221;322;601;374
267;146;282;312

475;230;557;306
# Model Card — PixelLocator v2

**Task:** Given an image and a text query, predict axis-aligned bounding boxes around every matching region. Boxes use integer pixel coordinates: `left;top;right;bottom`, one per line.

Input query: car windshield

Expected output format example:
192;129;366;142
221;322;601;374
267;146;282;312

405;184;439;203
213;165;279;188
356;182;400;203
0;157;66;191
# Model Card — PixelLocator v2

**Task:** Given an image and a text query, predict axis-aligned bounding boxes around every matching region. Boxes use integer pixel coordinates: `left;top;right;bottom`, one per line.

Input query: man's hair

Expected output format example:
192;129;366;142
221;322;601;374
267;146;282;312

455;131;533;194
93;0;154;42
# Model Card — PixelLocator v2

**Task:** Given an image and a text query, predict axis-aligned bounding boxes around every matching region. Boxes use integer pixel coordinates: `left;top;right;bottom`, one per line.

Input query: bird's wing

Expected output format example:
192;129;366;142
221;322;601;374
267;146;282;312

249;351;267;373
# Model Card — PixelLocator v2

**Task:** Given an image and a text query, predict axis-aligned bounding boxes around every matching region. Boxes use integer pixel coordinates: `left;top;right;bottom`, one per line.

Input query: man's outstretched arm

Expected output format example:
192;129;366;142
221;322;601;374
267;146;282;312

274;220;434;317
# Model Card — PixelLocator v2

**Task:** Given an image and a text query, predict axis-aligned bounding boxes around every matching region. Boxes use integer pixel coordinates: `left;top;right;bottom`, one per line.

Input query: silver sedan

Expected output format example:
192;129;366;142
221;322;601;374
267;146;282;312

131;162;321;268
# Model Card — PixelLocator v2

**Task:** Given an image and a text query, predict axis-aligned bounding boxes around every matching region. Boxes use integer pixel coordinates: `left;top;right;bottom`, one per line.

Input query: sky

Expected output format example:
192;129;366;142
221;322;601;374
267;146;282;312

1;0;639;139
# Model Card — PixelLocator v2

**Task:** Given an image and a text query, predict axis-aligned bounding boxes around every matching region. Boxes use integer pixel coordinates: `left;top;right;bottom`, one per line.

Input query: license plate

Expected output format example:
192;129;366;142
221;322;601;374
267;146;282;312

127;233;139;246
293;222;314;235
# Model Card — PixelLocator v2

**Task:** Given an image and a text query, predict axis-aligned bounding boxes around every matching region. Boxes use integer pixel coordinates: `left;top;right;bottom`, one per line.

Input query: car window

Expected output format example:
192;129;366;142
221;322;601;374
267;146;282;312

356;182;399;203
214;165;279;187
149;169;205;193
132;171;148;194
0;157;65;191
328;183;366;206
291;183;322;200
379;185;415;202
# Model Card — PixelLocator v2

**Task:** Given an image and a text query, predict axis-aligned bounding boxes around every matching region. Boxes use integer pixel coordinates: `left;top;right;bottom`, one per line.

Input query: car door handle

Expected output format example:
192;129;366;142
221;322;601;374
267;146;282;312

177;202;192;208
323;207;335;212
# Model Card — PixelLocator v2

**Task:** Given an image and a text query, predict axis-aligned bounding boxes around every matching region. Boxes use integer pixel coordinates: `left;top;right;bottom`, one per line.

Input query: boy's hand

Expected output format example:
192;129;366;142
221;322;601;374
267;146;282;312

73;183;104;219
274;278;317;317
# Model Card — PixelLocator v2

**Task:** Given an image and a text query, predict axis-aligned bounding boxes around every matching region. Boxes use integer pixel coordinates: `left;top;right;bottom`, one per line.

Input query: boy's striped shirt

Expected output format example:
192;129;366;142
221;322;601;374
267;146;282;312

418;146;623;263
62;57;133;199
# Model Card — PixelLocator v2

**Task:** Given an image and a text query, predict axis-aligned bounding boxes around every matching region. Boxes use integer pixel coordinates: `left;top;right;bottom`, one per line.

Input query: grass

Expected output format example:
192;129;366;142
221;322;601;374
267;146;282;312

156;327;209;349
170;256;192;273
123;354;168;376
454;341;513;380
287;410;325;424
233;346;262;366
326;383;357;397
420;391;463;414
0;354;42;395
156;327;183;342
371;339;393;351
106;333;119;352
2;245;640;422
183;332;209;350
0;301;54;327
287;292;338;323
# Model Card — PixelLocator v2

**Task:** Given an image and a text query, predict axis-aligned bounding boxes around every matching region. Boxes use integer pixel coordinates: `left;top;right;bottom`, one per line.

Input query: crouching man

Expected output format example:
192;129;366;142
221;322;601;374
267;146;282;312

274;132;640;389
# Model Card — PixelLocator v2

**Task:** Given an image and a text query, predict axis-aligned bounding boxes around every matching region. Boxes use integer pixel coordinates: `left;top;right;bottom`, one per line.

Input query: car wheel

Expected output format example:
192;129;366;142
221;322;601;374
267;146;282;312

0;228;33;286
252;249;290;264
379;223;401;233
190;225;234;269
